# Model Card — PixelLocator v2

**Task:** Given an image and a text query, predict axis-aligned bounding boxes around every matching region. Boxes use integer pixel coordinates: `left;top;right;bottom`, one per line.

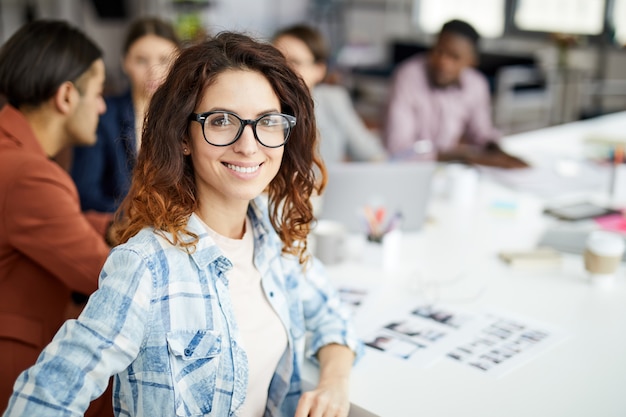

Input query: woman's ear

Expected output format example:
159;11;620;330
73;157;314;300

182;142;191;155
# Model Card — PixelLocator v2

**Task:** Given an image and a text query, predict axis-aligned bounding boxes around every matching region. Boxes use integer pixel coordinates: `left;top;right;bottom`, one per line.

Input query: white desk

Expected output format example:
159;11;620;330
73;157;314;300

502;110;626;159
484;110;626;204
305;113;626;417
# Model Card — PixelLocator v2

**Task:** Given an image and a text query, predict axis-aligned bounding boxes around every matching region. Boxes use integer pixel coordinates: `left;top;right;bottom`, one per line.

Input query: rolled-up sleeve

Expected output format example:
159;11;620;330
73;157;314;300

298;259;363;363
4;247;153;417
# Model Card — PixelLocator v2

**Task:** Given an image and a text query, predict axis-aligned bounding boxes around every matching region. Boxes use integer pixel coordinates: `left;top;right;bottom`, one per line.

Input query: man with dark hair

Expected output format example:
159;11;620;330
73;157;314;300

0;20;113;416
384;19;527;168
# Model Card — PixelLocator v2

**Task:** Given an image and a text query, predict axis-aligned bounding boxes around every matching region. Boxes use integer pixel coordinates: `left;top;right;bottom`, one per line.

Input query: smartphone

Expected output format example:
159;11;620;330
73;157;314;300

544;202;619;221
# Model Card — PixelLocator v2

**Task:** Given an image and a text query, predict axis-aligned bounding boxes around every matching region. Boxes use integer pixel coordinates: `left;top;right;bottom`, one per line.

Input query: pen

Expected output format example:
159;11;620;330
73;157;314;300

384;211;403;234
375;207;386;225
363;205;392;241
363;205;380;238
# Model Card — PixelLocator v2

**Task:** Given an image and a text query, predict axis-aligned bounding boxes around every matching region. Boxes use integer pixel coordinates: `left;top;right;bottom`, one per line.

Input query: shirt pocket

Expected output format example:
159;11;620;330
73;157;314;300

166;329;222;416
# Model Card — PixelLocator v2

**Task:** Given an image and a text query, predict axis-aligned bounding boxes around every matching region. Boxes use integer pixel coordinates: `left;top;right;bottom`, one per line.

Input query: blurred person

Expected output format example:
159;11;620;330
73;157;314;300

0;20;114;416
273;23;387;165
71;17;181;213
4;32;361;417
384;19;528;168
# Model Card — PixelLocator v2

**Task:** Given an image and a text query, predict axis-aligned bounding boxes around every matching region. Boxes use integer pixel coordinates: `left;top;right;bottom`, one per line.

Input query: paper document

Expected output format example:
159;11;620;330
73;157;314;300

356;299;566;377
480;159;608;198
360;301;485;367
446;308;567;378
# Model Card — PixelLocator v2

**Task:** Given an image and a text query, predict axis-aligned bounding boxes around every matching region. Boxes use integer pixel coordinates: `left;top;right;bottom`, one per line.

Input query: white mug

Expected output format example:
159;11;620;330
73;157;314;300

445;163;479;205
312;220;347;265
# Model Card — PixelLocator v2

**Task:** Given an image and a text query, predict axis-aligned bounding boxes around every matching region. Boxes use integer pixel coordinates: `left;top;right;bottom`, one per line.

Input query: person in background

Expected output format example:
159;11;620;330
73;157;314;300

273;23;387;165
0;20;113;416
4;32;361;417
384;19;528;168
71;17;181;213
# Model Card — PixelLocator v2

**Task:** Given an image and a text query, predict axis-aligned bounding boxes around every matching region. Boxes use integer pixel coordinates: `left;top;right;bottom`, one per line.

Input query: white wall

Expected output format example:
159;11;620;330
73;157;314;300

0;0;80;40
0;0;128;93
2;0;625;111
205;0;307;39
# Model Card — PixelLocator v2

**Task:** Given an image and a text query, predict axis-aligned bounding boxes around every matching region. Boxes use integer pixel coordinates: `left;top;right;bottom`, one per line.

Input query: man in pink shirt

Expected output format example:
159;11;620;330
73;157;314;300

383;19;527;168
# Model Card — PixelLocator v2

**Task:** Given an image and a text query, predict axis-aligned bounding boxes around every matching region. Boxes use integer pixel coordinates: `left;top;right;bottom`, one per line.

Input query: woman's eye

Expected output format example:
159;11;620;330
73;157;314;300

260;116;282;127
209;114;233;127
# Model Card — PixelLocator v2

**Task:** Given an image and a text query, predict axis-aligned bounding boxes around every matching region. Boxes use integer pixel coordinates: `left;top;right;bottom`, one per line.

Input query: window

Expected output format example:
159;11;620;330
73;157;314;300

613;0;626;44
413;0;506;38
514;0;605;35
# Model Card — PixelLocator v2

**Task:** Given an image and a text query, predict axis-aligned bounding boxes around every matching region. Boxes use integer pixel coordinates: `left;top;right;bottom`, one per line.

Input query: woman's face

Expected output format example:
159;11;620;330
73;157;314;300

186;69;285;210
123;34;178;99
273;35;326;90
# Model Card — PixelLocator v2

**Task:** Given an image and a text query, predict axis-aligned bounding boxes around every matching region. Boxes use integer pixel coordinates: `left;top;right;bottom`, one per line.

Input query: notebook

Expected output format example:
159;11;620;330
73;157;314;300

318;162;436;232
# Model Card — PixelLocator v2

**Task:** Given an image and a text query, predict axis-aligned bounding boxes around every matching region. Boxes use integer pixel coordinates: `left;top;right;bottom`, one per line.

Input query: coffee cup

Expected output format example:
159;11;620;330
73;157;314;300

311;220;347;265
584;231;625;287
445;163;479;205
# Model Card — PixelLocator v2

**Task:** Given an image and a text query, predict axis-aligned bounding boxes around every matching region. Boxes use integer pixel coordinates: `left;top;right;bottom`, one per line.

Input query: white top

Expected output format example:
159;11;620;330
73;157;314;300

203;217;288;416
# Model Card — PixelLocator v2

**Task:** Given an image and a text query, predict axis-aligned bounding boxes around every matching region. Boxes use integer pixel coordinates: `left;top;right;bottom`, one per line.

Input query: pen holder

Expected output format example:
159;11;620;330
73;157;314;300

361;229;402;271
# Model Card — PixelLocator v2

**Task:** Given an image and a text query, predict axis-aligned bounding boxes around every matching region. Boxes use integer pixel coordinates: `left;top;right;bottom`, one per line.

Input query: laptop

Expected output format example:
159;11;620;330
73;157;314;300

318;162;436;233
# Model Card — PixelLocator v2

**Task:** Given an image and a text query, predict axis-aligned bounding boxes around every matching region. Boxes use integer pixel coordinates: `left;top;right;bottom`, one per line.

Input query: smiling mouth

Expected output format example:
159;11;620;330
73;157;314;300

224;162;261;173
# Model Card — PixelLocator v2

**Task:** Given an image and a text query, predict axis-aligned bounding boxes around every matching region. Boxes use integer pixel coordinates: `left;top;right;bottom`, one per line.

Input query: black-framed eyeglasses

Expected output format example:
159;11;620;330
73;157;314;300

189;111;296;148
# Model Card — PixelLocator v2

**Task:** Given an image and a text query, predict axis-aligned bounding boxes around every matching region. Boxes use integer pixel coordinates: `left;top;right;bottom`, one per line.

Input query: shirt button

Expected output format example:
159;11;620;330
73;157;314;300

184;348;192;357
269;291;274;297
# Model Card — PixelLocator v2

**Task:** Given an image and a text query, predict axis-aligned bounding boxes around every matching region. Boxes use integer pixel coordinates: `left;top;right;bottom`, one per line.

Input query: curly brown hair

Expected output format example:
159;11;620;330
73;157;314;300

113;32;326;264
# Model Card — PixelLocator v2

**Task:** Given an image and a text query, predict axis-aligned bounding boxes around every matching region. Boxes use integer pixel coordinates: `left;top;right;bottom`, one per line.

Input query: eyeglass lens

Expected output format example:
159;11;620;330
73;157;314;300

203;112;291;147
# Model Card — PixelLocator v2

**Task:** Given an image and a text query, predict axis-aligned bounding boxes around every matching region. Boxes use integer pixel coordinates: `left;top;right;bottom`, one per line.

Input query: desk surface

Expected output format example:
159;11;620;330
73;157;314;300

503;110;626;155
304;113;626;417
485;110;626;204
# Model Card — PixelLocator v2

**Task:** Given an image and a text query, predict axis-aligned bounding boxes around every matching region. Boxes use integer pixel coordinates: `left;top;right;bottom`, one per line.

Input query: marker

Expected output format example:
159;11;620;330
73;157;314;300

363;205;380;238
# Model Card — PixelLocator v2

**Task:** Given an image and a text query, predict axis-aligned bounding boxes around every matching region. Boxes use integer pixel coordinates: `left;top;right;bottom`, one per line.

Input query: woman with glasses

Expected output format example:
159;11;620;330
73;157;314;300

4;32;361;417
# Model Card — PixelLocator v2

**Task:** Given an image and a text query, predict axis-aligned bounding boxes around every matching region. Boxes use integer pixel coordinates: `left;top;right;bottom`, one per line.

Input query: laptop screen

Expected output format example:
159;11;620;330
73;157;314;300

318;162;436;233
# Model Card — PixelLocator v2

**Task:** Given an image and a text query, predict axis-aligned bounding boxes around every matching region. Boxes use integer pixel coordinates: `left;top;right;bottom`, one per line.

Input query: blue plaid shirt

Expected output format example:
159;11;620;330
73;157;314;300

4;198;362;417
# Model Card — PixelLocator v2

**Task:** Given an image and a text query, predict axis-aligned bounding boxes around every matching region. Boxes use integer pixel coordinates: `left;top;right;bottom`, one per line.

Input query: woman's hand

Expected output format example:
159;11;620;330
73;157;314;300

295;343;355;417
295;378;350;417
